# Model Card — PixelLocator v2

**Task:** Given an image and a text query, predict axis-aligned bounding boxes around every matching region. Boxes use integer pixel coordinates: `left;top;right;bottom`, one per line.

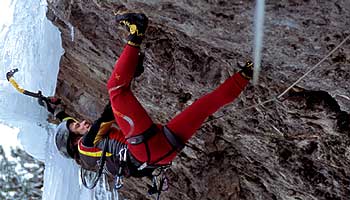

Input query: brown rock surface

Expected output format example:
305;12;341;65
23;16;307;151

46;0;350;199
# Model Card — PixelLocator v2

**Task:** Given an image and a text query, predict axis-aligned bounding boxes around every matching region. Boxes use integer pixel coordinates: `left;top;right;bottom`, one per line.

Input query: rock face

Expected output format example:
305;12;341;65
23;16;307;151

46;0;350;199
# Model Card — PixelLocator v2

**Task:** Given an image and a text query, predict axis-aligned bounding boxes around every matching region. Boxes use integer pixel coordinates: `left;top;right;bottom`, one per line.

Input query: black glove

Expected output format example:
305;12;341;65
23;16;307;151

83;101;115;147
99;101;115;122
239;61;254;80
38;96;62;114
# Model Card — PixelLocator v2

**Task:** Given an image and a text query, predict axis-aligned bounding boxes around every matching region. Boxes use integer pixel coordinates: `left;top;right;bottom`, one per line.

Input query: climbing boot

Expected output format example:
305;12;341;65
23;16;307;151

115;12;148;47
134;52;145;78
239;61;254;80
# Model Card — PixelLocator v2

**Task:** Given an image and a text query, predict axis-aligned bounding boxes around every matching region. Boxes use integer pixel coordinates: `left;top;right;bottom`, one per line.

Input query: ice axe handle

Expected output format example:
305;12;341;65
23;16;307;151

23;90;49;99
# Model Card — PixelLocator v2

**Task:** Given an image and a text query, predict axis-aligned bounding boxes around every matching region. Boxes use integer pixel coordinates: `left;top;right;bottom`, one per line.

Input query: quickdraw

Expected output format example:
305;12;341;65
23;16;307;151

147;166;170;200
113;147;128;190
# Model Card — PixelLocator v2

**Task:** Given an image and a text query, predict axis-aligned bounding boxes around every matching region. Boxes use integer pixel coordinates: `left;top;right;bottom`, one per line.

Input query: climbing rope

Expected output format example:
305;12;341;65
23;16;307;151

276;34;350;100
205;34;350;123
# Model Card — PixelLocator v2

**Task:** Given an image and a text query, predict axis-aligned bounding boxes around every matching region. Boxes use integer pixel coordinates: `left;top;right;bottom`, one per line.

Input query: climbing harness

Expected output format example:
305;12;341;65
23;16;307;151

123;124;180;199
127;125;185;167
127;124;158;145
79;124;174;199
80;137;131;191
111;144;171;200
205;34;350;124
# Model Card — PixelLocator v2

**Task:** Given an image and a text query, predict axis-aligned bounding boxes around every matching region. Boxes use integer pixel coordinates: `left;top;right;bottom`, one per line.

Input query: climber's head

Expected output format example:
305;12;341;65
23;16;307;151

55;119;91;160
68;120;91;136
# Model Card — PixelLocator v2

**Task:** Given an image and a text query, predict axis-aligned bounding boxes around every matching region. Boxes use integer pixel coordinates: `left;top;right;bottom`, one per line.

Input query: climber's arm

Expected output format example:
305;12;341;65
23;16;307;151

82;102;116;147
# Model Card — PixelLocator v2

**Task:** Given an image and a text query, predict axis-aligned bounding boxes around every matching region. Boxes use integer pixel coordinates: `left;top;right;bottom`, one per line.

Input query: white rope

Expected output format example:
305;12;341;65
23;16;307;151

242;34;350;112
205;34;350;123
277;34;350;99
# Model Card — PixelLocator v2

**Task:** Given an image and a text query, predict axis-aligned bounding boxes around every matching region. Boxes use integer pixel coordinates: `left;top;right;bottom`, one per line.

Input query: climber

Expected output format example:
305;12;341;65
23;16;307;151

47;12;253;191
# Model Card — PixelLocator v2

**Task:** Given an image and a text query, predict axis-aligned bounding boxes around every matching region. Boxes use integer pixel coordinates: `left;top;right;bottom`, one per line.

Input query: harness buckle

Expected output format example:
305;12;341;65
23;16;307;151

127;136;144;144
126;124;158;145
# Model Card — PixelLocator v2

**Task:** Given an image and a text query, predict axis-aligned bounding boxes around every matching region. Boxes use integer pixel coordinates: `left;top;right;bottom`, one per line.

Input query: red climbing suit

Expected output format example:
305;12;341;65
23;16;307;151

106;45;249;165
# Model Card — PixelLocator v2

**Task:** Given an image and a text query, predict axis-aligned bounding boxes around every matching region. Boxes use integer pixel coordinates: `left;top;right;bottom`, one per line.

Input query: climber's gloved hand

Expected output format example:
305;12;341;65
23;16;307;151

239;61;254;80
38;96;63;115
100;101;115;121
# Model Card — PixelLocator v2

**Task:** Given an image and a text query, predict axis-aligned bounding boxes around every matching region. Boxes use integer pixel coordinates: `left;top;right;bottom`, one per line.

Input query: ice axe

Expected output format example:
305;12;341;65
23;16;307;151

6;68;61;113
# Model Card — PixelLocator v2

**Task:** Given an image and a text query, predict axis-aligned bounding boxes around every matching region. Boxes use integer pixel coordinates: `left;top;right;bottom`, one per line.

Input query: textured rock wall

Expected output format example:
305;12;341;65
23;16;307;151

46;0;350;199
